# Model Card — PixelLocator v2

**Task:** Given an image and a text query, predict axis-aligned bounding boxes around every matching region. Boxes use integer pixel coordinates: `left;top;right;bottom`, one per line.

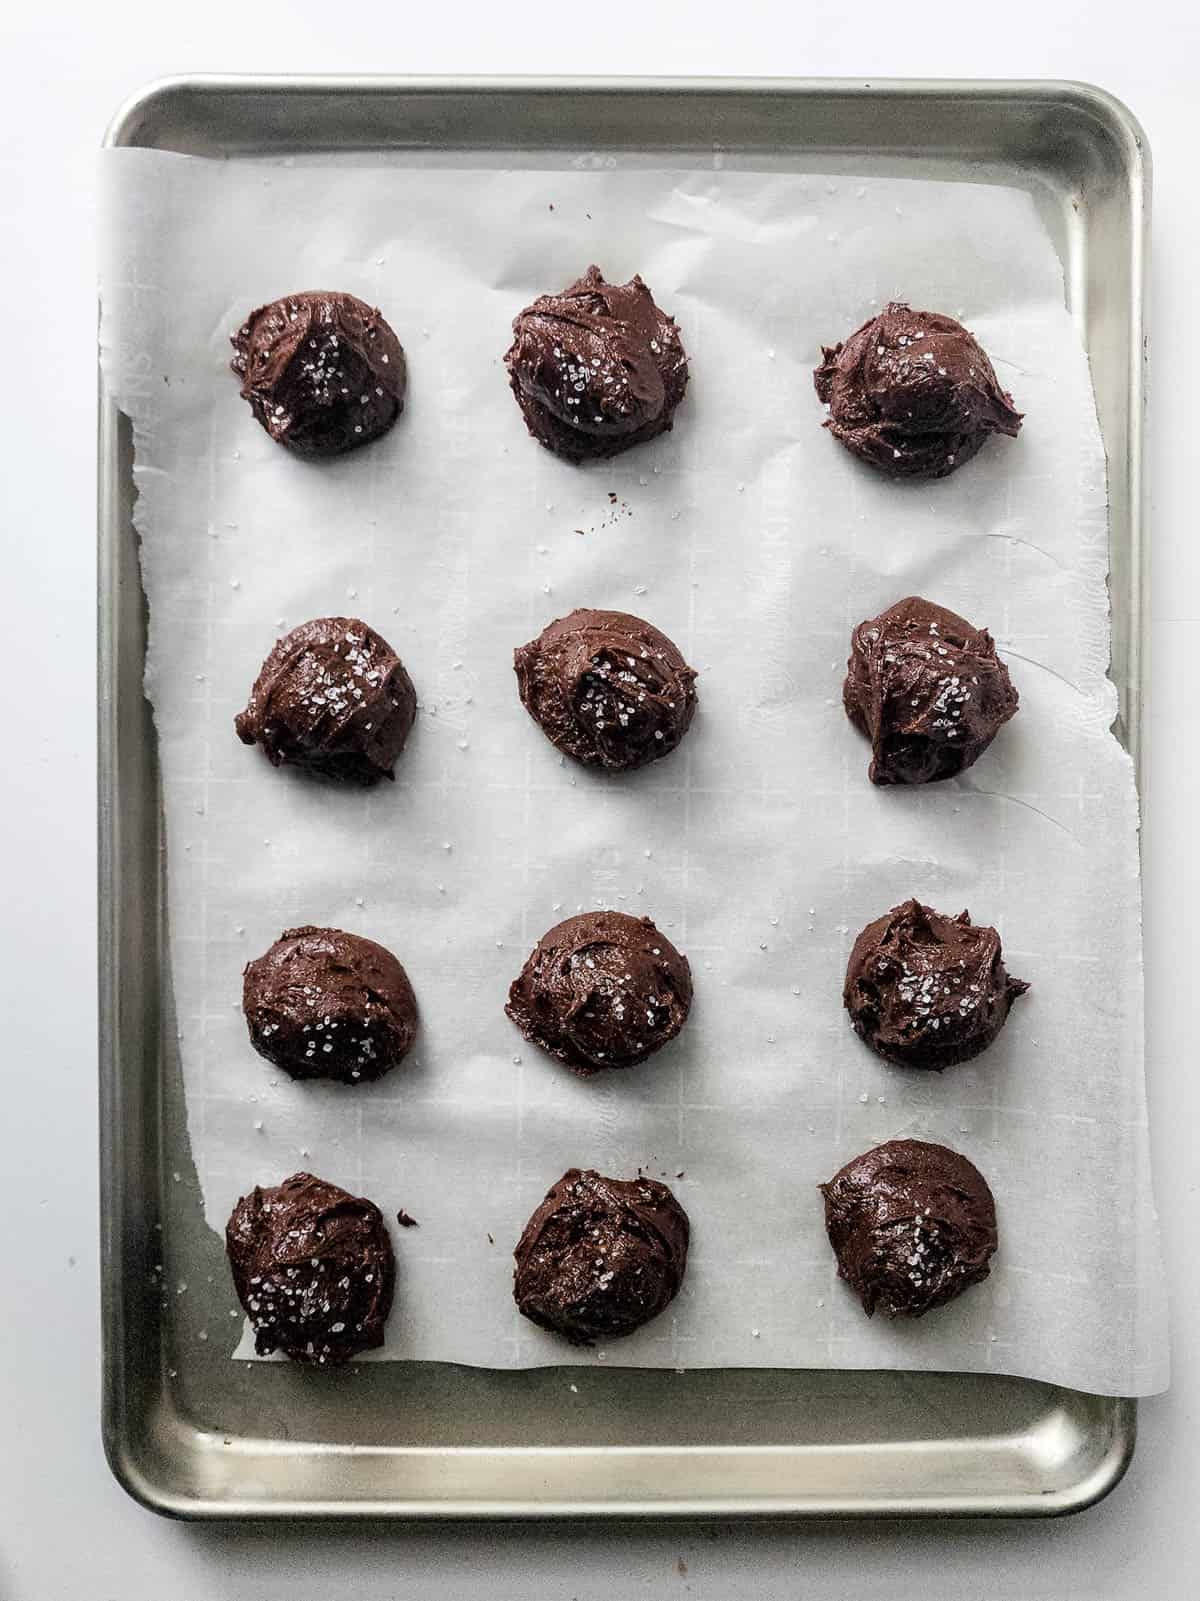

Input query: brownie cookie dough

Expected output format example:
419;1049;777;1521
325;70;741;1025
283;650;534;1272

514;608;697;771
845;899;1028;1070
243;926;418;1084
225;1171;396;1364
230;291;406;457
844;596;1018;785
506;911;692;1075
504;265;688;462
821;1139;998;1318
513;1168;690;1344
814;303;1021;479
235;617;416;785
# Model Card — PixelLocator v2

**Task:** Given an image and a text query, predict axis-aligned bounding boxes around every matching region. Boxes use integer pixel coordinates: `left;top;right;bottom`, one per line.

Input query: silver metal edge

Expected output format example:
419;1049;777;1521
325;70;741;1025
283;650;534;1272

97;75;1149;1519
97;384;135;1501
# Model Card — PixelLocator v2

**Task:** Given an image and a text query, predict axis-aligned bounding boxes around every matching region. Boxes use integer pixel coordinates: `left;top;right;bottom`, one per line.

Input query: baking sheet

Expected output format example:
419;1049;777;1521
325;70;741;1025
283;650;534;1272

98;147;1166;1395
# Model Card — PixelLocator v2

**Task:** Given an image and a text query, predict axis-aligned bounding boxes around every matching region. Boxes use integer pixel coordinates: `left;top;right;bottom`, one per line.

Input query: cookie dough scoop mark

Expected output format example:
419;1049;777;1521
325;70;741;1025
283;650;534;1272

844;898;1028;1070
506;910;693;1074
814;303;1021;479
504;265;689;462
225;1172;397;1364
821;1139;998;1317
235;616;416;785
513;1168;690;1343
243;926;418;1084
514;608;698;771
843;595;1018;785
230;290;406;457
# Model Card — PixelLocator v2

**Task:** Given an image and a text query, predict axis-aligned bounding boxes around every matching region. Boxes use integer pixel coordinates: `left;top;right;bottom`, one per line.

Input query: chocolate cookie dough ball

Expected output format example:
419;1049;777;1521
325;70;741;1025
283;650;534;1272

514;1168;690;1343
230;291;406;457
821;1140;998;1318
845;899;1028;1070
504;265;688;462
814;303;1021;479
243;926;418;1085
235;617;416;785
506;911;692;1076
844;596;1018;786
225;1172;396;1364
514;609;697;771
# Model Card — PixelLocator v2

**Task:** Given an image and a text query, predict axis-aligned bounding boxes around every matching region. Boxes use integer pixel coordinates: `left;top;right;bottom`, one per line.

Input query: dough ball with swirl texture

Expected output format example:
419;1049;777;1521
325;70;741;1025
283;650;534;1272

844;596;1018;785
235;617;416;786
821;1140;998;1318
513;1168;690;1343
242;925;418;1085
506;911;692;1075
814;302;1021;479
844;899;1028;1070
225;1172;396;1364
504;265;688;462
230;290;406;457
514;608;697;771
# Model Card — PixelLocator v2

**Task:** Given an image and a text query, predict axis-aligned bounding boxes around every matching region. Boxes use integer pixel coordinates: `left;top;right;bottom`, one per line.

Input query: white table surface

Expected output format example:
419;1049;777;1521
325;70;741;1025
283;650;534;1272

3;4;1195;1596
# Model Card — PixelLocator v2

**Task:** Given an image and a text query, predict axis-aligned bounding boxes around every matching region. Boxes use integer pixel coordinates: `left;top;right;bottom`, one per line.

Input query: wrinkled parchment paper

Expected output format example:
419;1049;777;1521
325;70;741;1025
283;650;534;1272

99;148;1167;1394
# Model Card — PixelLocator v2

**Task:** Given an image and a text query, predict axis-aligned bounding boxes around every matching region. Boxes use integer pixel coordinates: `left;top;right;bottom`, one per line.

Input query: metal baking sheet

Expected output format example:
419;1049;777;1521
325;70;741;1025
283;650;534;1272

98;75;1149;1519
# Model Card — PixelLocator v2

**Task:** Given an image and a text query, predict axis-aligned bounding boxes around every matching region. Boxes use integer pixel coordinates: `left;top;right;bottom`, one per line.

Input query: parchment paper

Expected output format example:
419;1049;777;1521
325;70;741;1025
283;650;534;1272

98;147;1167;1395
